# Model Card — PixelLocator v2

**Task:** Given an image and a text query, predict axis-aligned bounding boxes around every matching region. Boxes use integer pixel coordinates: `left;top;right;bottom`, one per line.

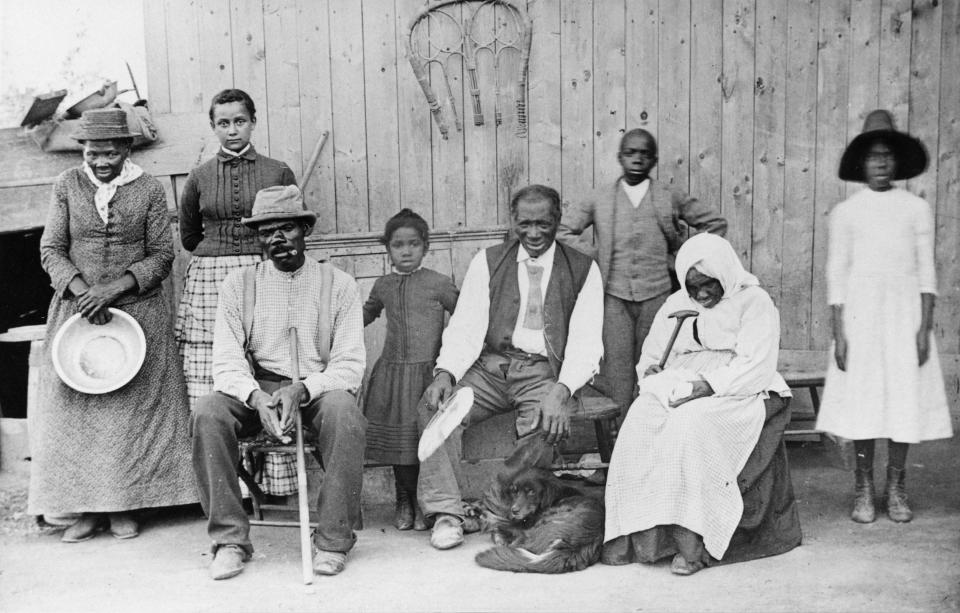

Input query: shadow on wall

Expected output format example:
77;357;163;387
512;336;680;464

0;228;52;418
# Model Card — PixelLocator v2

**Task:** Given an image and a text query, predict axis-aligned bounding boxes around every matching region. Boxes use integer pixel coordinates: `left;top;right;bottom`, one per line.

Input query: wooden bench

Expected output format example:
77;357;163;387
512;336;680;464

777;349;829;440
550;386;621;472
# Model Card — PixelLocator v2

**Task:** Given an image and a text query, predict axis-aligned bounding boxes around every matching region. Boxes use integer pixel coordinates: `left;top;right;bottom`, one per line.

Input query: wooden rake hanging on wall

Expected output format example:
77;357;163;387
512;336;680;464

406;0;532;139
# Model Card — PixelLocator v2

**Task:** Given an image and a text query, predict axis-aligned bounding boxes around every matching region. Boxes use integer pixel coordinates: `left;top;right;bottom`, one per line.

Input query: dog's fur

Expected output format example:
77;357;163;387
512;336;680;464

474;467;605;573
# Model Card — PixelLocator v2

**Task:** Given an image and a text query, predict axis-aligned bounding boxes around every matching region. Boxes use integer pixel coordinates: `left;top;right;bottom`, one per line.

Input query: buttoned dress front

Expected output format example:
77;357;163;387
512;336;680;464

362;268;459;465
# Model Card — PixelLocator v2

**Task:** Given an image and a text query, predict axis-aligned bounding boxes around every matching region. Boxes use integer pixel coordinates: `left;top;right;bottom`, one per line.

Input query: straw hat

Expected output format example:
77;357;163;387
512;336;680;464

838;109;928;182
71;108;140;142
241;185;317;232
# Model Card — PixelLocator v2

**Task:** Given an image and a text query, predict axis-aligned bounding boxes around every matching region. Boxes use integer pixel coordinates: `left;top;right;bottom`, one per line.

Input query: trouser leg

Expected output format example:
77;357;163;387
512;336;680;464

598;294;636;416
417;357;510;519
599;292;669;418
505;359;565;469
191;392;262;555
632;291;669;366
305;390;366;553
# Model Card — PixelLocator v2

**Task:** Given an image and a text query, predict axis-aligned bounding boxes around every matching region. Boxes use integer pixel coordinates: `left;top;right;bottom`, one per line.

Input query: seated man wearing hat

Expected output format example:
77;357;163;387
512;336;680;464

418;184;604;550
191;185;367;580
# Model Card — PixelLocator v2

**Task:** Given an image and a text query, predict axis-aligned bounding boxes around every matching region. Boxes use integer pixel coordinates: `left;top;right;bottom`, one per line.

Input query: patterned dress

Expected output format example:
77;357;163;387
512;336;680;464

362;268;459;465
28;167;196;515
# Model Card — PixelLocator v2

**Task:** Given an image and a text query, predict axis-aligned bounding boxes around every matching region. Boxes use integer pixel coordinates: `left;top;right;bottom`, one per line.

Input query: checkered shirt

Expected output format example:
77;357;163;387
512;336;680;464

212;257;366;404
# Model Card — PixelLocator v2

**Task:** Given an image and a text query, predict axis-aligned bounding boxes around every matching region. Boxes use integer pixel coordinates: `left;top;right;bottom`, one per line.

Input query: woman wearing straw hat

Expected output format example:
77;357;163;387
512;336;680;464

29;108;196;543
817;110;953;524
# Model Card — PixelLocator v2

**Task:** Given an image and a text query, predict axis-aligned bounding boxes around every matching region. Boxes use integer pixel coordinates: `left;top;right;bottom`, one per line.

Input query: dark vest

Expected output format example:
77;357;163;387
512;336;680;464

484;240;593;375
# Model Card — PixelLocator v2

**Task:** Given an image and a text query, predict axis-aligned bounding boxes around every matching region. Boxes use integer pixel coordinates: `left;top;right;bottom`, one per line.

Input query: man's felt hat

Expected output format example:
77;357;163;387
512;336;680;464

838;109;928;182
72;108;140;142
241;185;317;233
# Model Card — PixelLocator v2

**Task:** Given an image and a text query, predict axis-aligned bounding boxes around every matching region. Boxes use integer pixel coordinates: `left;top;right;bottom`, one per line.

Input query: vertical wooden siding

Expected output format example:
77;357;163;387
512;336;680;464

144;0;960;352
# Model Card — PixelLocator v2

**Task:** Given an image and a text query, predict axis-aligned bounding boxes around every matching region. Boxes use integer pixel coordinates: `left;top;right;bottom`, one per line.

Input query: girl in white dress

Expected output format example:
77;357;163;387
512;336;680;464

817;110;953;524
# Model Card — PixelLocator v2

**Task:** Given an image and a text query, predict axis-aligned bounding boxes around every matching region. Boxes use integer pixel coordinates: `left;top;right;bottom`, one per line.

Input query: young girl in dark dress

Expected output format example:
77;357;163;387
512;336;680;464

363;209;459;530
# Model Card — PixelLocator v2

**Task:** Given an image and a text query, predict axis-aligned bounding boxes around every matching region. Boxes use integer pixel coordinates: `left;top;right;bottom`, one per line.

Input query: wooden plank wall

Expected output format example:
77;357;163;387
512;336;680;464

135;0;960;354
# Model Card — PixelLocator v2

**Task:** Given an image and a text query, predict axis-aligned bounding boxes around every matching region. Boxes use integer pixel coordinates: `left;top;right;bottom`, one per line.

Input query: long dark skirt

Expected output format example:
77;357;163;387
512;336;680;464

601;393;802;567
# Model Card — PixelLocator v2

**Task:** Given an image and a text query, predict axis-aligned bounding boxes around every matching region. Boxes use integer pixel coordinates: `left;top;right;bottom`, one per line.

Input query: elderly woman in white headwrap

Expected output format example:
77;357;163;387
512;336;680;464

601;233;801;575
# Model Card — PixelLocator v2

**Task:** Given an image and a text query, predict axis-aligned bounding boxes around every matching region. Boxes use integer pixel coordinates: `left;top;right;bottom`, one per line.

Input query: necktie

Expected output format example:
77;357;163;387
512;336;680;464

522;262;544;330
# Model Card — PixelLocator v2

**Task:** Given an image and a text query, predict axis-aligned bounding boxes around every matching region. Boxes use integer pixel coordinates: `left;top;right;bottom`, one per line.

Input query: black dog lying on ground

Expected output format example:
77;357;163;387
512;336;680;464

474;467;605;573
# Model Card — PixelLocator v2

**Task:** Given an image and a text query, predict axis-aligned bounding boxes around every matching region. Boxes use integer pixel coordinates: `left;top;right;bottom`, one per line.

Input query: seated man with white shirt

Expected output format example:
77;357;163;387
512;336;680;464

417;184;604;550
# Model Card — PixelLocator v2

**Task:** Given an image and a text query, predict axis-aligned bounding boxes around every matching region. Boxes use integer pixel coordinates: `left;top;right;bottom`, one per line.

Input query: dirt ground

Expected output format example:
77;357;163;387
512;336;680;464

1;433;959;613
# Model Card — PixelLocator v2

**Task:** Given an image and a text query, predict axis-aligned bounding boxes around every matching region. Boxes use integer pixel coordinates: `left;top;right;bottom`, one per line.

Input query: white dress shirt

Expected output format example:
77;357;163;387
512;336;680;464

435;241;604;394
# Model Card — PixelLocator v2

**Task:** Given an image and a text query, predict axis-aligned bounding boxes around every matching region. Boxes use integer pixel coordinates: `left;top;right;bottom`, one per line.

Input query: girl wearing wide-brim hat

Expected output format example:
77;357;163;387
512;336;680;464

816;109;953;524
29;108;197;542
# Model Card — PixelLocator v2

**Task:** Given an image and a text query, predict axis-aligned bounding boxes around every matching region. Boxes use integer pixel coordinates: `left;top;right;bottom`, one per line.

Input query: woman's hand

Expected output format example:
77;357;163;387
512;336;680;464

917;293;935;367
916;329;931;366
75;273;137;324
76;282;123;323
834;334;848;372
831;304;847;371
668;379;714;408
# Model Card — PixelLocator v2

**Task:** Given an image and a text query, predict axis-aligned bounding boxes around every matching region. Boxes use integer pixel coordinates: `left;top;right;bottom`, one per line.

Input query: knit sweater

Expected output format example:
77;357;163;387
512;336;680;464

178;146;296;256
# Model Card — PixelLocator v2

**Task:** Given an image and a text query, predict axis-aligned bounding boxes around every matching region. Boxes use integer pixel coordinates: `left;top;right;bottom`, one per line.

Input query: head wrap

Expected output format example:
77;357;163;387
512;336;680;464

674;233;759;301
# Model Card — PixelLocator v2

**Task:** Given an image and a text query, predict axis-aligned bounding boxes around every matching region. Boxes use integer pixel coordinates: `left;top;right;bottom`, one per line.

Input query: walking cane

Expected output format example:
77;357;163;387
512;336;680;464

658;310;700;369
288;327;313;585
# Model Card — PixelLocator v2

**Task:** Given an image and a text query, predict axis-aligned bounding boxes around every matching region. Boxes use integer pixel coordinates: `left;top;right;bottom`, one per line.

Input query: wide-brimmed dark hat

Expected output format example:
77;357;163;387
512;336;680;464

241;185;317;233
71;108;140;142
838;109;928;182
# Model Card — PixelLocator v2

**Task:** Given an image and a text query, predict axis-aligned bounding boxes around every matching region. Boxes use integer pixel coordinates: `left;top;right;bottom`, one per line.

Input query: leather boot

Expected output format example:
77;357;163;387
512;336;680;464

851;469;876;523
394;481;415;531
885;466;913;523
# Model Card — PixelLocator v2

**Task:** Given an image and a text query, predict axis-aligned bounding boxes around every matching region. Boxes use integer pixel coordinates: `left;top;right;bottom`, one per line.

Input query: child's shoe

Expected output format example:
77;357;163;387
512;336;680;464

851;469;876;523
884;466;913;523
